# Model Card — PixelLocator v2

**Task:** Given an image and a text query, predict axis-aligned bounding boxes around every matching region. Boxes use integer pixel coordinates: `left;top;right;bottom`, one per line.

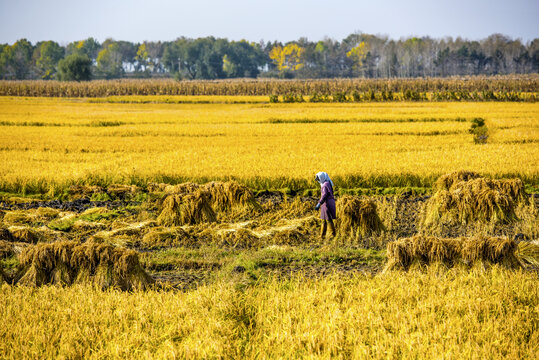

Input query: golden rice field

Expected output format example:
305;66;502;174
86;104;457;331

1;268;537;359
0;96;538;194
1;89;538;359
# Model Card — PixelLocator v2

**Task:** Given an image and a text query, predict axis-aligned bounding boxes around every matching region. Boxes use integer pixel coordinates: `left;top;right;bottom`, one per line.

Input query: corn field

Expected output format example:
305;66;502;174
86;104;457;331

0;75;537;97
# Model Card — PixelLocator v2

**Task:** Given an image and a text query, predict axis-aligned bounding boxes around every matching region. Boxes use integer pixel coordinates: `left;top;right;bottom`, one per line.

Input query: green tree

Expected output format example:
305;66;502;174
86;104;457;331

346;42;368;76
135;43;150;73
97;43;124;79
269;43;305;77
66;38;100;60
0;39;33;79
57;53;92;81
222;54;236;77
33;41;65;79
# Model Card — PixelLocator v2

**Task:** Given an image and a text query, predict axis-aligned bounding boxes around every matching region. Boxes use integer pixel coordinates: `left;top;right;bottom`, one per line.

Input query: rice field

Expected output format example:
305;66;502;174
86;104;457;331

1;268;538;359
0;86;538;359
0;96;537;194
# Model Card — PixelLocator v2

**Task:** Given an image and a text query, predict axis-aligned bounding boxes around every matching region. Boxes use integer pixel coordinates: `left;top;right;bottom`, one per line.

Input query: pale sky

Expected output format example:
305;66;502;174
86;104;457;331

1;0;538;45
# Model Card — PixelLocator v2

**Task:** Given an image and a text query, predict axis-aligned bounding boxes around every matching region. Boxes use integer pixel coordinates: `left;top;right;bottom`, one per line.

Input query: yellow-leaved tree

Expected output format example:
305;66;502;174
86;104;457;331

269;44;305;75
346;42;368;74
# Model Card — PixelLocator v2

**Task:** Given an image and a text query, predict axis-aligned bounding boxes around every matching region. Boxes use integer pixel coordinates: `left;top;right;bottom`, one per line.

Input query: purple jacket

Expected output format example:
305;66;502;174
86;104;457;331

317;181;336;220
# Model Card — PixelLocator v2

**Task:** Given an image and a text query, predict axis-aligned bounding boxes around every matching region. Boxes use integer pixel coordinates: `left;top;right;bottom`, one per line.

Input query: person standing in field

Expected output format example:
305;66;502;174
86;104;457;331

315;172;336;238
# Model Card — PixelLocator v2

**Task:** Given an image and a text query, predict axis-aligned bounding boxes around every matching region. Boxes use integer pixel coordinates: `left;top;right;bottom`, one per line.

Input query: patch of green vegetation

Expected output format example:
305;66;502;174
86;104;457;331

142;246;386;287
141;246;236;271
90;192;112;201
48;218;76;232
132;192;149;202
47;208;126;231
0;256;20;271
79;209;124;222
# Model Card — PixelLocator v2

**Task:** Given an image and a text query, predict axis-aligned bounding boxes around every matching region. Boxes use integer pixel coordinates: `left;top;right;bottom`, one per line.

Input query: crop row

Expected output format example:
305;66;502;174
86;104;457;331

271;90;537;103
0;75;537;97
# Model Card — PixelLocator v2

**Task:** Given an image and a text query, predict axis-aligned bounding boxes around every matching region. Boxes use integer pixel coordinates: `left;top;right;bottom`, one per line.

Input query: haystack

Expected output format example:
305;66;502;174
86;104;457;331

337;196;385;236
203;181;261;211
18;242;153;290
68;185;104;199
107;184;140;199
157;190;216;226
142;227;193;248
384;235;521;271
517;241;539;267
148;182;201;194
2;211;34;225
424;173;527;227
434;170;481;191
8;226;41;243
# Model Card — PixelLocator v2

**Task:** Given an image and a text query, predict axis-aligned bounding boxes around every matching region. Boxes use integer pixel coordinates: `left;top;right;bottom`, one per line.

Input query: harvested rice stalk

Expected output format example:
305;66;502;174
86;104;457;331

68;185;105;199
517;241;539;267
337;196;385;237
148;182;201;194
434;170;481;191
142;227;193;248
107;184;140;199
157;190;216;226
204;181;261;211
17;241;153;290
8;226;41;243
424;174;528;228
272;229;307;246
384;235;521;271
219;229;261;248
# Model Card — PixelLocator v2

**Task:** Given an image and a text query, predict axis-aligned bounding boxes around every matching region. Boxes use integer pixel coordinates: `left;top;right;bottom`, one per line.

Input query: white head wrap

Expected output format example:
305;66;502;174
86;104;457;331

315;172;334;188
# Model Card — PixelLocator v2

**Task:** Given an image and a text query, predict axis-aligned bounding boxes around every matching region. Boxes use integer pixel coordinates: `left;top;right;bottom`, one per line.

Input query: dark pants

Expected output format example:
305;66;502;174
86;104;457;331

321;219;336;238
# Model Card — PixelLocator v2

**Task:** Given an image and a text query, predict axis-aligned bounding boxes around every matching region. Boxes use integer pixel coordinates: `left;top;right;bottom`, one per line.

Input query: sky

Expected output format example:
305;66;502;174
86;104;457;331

1;0;538;45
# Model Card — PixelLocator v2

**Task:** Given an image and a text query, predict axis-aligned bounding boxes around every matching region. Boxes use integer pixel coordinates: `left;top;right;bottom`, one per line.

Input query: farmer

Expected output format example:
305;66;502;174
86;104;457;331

314;171;336;238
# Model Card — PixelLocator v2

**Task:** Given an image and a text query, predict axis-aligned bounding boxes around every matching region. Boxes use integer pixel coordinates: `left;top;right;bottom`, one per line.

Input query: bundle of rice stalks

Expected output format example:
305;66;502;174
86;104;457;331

2;211;34;225
166;182;201;194
157;190;216;226
18;241;153;290
148;182;201;194
259;198;314;225
384;235;521;271
141;227;193;248
337;196;385;237
18;241;77;286
34;207;61;220
271;229;308;246
219;229;261;248
203;181;261;211
8;226;41;243
107;184;140;199
434;170;481;191
517;241;539;267
424;174;527;227
68;185;104;199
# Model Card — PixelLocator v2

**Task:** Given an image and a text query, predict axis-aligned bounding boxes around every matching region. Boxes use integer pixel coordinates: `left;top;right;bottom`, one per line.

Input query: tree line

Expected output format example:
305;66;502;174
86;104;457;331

1;33;537;81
